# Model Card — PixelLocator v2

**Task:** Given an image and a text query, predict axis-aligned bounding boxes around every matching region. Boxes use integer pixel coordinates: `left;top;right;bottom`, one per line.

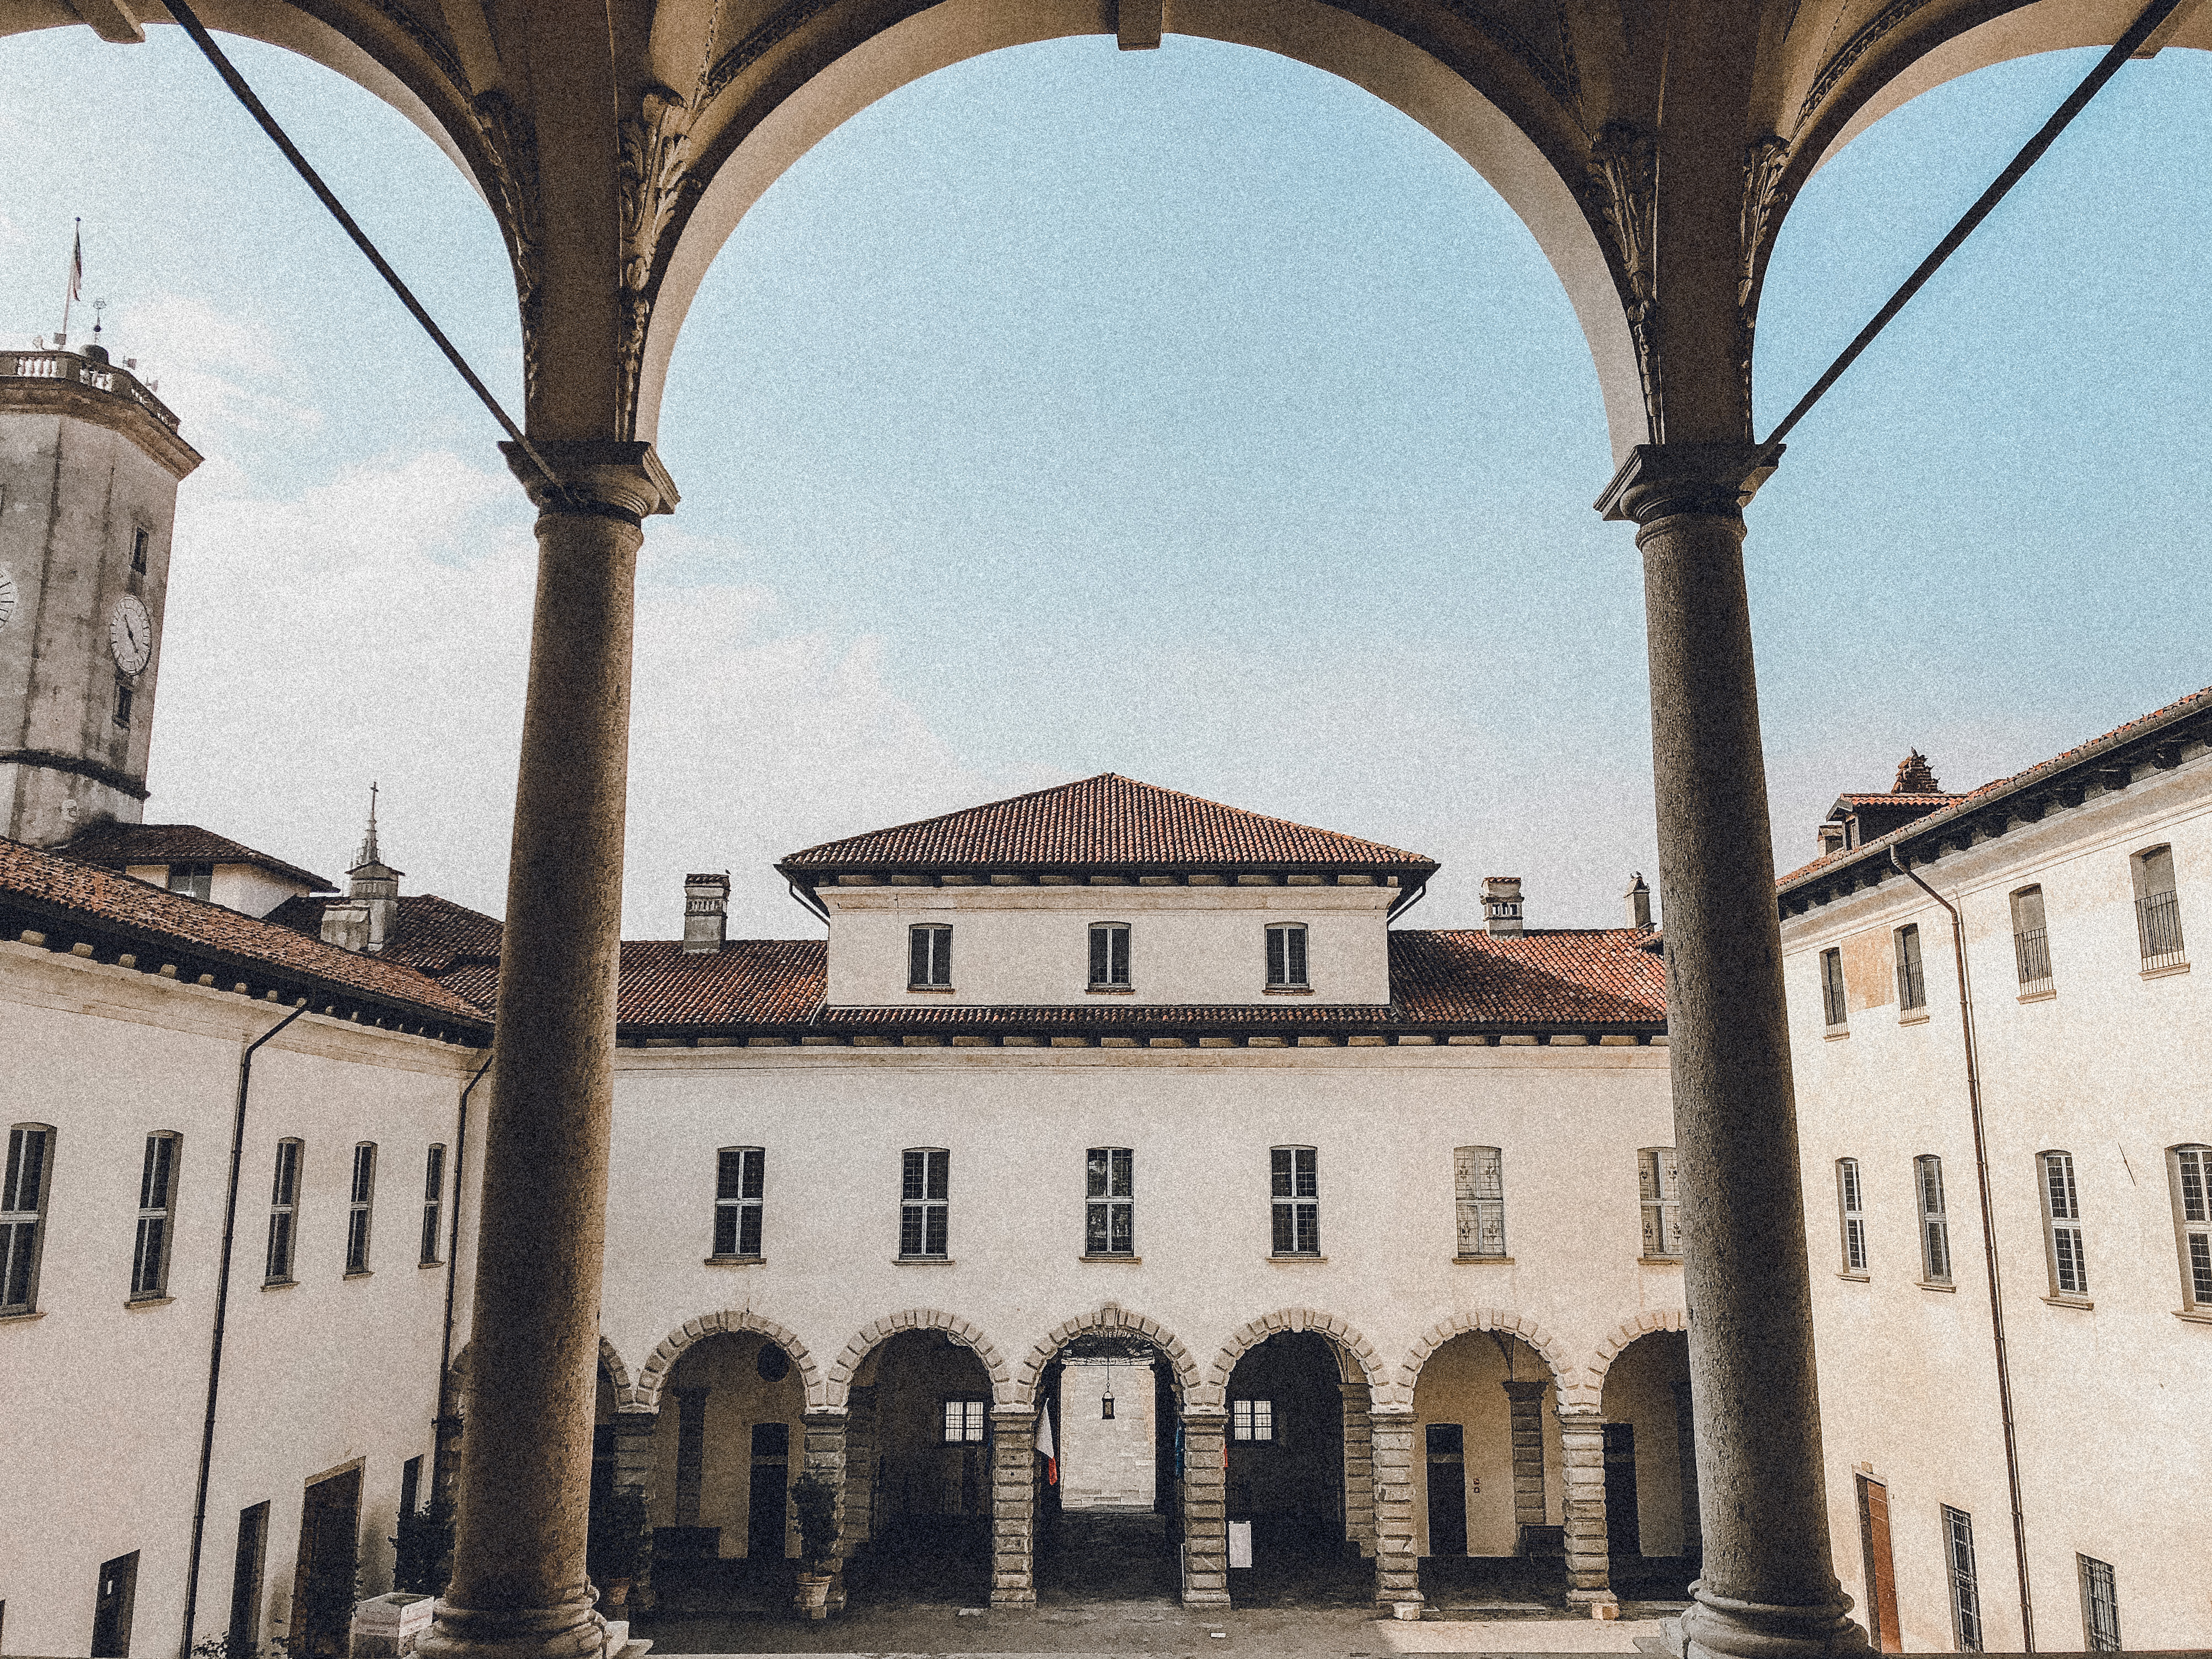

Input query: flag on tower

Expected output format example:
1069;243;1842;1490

67;225;83;303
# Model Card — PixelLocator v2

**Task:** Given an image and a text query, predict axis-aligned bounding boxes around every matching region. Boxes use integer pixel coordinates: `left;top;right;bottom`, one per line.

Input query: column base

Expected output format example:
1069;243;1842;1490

1672;1587;1869;1659
989;1587;1037;1609
415;1596;606;1659
1376;1597;1425;1622
1180;1588;1233;1609
1569;1589;1621;1614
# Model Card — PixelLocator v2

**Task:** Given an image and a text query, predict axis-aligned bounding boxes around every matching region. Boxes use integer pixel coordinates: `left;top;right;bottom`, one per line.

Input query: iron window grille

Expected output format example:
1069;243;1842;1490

909;924;952;988
1639;1147;1683;1259
131;1131;180;1299
2;1124;54;1315
1088;923;1131;988
2168;1145;2212;1311
901;1147;949;1258
1820;947;1848;1028
418;1144;445;1266
1231;1398;1275;1442
2133;846;2186;970
345;1142;377;1274
2039;1150;2088;1297
1916;1155;1953;1285
1895;924;1926;1011
1271;1146;1319;1254
265;1139;300;1282
1085;1147;1134;1255
1265;923;1309;988
1944;1506;1983;1651
2011;886;2053;993
1454;1146;1507;1258
942;1398;987;1443
714;1145;765;1258
1837;1158;1867;1274
2078;1555;2120;1653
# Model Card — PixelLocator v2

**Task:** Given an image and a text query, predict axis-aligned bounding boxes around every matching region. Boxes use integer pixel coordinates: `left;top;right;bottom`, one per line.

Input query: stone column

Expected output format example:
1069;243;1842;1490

1502;1379;1550;1550
1179;1408;1230;1608
801;1410;849;1616
845;1386;878;1553
1598;443;1864;1659
418;445;675;1659
1558;1413;1614;1610
608;1413;658;1610
1673;1377;1702;1561
987;1408;1037;1609
1370;1411;1422;1620
1339;1384;1376;1558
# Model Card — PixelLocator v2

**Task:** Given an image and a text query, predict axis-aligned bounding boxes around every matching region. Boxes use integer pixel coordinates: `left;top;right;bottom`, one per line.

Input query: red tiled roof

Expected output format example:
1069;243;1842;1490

0;837;487;1027
778;775;1438;875
63;822;334;892
1389;928;1666;1026
618;939;827;1025
1830;793;1963;810
265;893;504;976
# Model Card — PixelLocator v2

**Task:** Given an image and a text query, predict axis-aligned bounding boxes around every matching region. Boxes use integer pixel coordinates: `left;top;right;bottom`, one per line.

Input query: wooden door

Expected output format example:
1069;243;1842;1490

748;1422;790;1558
92;1552;138;1658
292;1467;362;1659
1424;1424;1467;1556
1855;1474;1902;1652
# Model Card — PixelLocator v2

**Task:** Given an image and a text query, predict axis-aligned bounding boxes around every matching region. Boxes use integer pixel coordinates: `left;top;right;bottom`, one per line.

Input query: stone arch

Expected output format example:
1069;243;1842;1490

1200;1308;1390;1412
826;1308;1013;1410
1012;1301;1202;1411
1584;1308;1688;1403
640;0;1640;459
1396;1309;1587;1411
632;1309;825;1413
448;1334;641;1409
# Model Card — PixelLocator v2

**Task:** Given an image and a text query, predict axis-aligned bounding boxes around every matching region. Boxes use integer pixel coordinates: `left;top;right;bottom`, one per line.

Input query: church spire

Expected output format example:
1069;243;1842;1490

355;781;382;872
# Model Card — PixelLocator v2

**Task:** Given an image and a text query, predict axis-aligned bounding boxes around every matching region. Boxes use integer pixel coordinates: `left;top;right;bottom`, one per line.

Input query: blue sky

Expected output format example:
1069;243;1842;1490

2;24;2206;936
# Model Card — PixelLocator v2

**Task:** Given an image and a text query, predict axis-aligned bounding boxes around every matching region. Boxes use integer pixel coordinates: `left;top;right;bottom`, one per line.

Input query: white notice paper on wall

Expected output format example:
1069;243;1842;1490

1227;1521;1252;1569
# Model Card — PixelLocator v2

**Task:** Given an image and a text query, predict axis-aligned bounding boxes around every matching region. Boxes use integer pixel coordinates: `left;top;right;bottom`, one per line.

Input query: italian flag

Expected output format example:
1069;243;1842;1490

1037;1401;1058;1486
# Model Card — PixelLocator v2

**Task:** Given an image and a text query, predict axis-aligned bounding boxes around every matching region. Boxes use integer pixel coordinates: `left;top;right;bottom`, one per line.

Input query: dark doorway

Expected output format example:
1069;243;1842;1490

1425;1423;1467;1557
1221;1331;1366;1608
292;1465;362;1659
91;1552;138;1658
747;1422;789;1559
228;1503;269;1656
1856;1474;1902;1652
1602;1424;1639;1560
1034;1340;1184;1604
844;1329;994;1607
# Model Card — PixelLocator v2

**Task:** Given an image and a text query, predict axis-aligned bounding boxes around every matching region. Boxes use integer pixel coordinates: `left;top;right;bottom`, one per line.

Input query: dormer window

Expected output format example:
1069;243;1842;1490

166;863;213;901
1265;923;1308;989
909;924;952;989
1089;922;1131;989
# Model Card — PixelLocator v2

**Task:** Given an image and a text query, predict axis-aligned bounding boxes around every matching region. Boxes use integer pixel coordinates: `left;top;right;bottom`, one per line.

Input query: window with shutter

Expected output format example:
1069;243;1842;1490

1271;1146;1319;1254
1894;925;1926;1011
1916;1155;1952;1284
2167;1145;2212;1310
420;1144;446;1266
131;1131;180;1299
714;1146;766;1258
1265;924;1308;988
2;1124;54;1316
2039;1150;2087;1297
1837;1158;1867;1274
1639;1147;1682;1259
1820;948;1848;1029
1084;1147;1135;1255
901;1148;950;1258
909;925;952;987
1453;1146;1506;1258
346;1142;377;1274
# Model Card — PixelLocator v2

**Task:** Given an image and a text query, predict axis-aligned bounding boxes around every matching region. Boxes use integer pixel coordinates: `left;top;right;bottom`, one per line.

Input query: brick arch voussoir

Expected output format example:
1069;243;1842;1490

1394;1310;1590;1413
1201;1308;1392;1413
825;1309;1013;1410
633;1310;826;1413
1012;1301;1202;1410
1586;1310;1689;1408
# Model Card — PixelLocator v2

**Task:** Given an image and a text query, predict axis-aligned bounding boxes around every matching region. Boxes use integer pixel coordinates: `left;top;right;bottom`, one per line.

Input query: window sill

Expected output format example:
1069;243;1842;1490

1086;985;1135;995
1453;1254;1515;1265
2040;1294;2093;1311
1080;1253;1141;1263
1637;1256;1683;1268
343;1269;374;1280
2173;1308;2212;1325
419;1258;443;1270
1898;1008;1930;1026
1267;1253;1328;1263
125;1293;175;1309
1835;1271;1870;1282
1263;986;1314;996
705;1254;765;1266
1;1306;46;1322
895;1255;955;1265
908;985;955;995
1917;1280;1957;1293
2142;961;2191;980
2017;987;2055;1003
262;1277;297;1291
1822;1026;1849;1041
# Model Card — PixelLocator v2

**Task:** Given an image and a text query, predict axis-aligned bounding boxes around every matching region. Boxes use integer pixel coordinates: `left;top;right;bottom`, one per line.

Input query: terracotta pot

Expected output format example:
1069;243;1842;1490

794;1574;832;1622
603;1579;632;1609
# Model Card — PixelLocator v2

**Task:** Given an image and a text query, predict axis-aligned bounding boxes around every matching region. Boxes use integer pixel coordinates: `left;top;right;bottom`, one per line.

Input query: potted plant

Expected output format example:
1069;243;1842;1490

393;1497;455;1596
587;1488;651;1609
788;1468;840;1621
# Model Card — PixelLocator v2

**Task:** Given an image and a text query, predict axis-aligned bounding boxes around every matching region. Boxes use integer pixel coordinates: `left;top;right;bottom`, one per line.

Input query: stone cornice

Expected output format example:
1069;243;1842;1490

0;372;203;479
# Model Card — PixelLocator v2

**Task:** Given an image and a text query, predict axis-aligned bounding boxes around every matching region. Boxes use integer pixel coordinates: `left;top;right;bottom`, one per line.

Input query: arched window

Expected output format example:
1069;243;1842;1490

2010;886;2052;994
346;1142;377;1275
131;1131;181;1300
2133;846;2186;971
2;1123;55;1316
2038;1150;2087;1299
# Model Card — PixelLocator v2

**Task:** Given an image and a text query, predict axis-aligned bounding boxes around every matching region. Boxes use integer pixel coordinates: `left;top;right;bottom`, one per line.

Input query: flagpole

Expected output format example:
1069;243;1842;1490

58;219;82;345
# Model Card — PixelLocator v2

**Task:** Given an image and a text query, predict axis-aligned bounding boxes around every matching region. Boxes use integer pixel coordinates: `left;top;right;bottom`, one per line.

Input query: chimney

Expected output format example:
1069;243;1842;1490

1893;749;1940;793
323;784;401;953
683;872;731;953
1481;876;1523;937
1624;873;1652;930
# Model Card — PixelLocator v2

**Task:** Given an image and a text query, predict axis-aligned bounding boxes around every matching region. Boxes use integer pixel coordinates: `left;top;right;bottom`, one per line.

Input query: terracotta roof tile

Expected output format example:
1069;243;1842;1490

1389;928;1666;1026
617;939;828;1025
62;822;335;892
1831;793;1963;810
778;774;1438;875
265;893;504;977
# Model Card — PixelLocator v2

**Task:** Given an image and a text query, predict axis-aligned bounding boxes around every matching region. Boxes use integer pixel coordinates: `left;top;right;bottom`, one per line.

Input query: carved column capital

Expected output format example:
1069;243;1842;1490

1596;441;1783;525
501;439;680;519
1501;1378;1553;1403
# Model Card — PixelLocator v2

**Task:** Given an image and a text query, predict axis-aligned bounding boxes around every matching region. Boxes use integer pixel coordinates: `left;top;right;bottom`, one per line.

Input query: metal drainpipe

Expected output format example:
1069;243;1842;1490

180;997;309;1659
1889;845;2034;1651
433;1051;496;1502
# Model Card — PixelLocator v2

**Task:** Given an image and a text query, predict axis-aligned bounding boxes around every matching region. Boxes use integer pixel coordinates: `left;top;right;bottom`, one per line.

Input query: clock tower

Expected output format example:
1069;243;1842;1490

0;340;201;847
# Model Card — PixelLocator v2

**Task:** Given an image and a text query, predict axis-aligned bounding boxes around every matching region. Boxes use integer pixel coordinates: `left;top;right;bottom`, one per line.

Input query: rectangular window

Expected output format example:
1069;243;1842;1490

1088;922;1131;987
1943;1506;1983;1651
1270;1146;1319;1255
1454;1145;1507;1258
2011;885;2052;992
2168;1145;2212;1310
227;1502;268;1659
346;1142;376;1274
942;1398;986;1443
1265;923;1309;988
113;679;132;730
2;1124;54;1315
2079;1554;2120;1653
131;1131;180;1299
265;1140;300;1283
166;863;213;900
900;1147;949;1258
1917;1155;1952;1285
2134;845;2186;970
2039;1150;2087;1297
1820;947;1848;1028
131;527;149;574
714;1145;765;1257
909;924;952;987
418;1145;445;1266
1085;1147;1134;1256
1639;1147;1683;1259
1895;924;1926;1011
1230;1398;1274;1442
1837;1157;1867;1274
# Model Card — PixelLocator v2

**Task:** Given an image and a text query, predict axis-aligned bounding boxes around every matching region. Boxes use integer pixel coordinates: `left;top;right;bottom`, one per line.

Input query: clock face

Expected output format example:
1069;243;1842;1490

110;594;153;675
0;567;15;635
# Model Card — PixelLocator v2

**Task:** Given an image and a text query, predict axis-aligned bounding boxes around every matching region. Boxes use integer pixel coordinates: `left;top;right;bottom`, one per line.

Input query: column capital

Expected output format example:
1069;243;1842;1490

801;1407;849;1427
987;1405;1037;1427
1182;1405;1227;1426
1501;1378;1552;1403
1366;1404;1417;1420
1595;441;1782;524
501;439;679;519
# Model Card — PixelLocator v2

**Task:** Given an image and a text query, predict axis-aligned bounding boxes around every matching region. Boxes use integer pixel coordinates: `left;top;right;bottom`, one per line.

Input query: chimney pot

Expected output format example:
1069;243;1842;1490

1481;876;1524;937
683;872;731;953
1624;873;1652;931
